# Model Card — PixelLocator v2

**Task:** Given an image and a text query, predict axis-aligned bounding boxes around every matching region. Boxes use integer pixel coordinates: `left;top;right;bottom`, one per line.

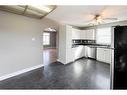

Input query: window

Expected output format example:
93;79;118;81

96;27;111;45
43;33;50;45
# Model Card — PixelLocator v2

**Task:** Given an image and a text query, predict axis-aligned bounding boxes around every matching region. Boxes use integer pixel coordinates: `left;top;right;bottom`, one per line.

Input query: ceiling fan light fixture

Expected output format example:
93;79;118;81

95;15;102;24
96;18;102;23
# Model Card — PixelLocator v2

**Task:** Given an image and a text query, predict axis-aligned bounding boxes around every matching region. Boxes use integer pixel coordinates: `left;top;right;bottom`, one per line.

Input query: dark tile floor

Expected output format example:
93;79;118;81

0;58;110;89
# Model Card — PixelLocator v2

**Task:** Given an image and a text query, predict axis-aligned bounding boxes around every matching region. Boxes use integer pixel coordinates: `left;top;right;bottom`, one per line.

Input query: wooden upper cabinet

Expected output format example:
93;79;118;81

72;27;95;40
80;30;87;39
72;28;81;39
86;29;95;40
96;27;112;45
80;29;95;40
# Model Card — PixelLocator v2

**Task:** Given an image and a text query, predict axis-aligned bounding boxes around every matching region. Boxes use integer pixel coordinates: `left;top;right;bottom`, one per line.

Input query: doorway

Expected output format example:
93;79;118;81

42;28;58;65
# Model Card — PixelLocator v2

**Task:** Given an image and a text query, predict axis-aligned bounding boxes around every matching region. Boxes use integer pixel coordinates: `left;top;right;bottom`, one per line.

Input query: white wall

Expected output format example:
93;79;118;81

58;25;73;64
58;25;66;63
66;25;73;64
0;11;59;77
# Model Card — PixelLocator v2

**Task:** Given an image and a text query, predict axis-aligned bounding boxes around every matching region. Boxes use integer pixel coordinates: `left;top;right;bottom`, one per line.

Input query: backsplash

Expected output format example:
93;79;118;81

72;39;96;45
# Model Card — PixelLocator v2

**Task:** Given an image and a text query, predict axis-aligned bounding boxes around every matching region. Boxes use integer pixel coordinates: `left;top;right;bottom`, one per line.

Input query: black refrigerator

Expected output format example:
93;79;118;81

113;26;127;89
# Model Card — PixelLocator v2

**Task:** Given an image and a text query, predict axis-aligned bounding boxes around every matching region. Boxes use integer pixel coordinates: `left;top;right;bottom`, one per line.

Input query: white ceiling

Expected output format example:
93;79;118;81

46;5;127;27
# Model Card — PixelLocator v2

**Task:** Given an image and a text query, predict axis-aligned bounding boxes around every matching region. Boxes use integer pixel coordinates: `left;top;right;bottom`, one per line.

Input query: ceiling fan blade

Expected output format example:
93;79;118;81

88;23;94;26
90;6;107;17
99;6;107;15
87;22;98;27
83;18;95;23
100;20;106;24
103;18;118;20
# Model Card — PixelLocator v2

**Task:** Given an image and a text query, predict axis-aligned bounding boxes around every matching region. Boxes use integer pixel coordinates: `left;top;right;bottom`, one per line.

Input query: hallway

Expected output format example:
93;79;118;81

43;48;57;65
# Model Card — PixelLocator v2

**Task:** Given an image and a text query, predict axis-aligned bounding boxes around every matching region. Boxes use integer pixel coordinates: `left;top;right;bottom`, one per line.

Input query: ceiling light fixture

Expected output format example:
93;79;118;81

0;5;56;19
30;5;52;13
44;28;56;32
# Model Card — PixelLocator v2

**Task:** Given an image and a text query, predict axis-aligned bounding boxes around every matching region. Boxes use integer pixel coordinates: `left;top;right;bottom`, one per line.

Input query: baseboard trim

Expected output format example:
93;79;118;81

74;57;85;61
57;59;65;64
0;64;44;81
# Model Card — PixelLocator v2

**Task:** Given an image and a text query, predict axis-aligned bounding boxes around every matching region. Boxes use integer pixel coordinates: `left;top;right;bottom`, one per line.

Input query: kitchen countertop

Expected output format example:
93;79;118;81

87;45;114;49
72;44;114;49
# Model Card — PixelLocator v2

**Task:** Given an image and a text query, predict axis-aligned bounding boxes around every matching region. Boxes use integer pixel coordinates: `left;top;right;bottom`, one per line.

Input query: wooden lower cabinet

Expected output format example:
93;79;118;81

97;48;112;64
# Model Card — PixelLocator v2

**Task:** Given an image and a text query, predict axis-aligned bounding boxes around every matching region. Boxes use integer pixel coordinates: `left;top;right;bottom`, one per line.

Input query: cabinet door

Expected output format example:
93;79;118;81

72;48;76;61
73;46;85;60
80;46;85;57
97;48;112;64
84;46;88;57
80;30;87;39
97;48;104;62
86;29;95;40
72;28;80;39
72;28;77;39
104;49;112;63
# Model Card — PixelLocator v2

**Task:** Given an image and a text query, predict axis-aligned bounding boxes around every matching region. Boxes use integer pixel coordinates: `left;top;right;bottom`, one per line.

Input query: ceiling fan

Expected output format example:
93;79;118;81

87;14;118;26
